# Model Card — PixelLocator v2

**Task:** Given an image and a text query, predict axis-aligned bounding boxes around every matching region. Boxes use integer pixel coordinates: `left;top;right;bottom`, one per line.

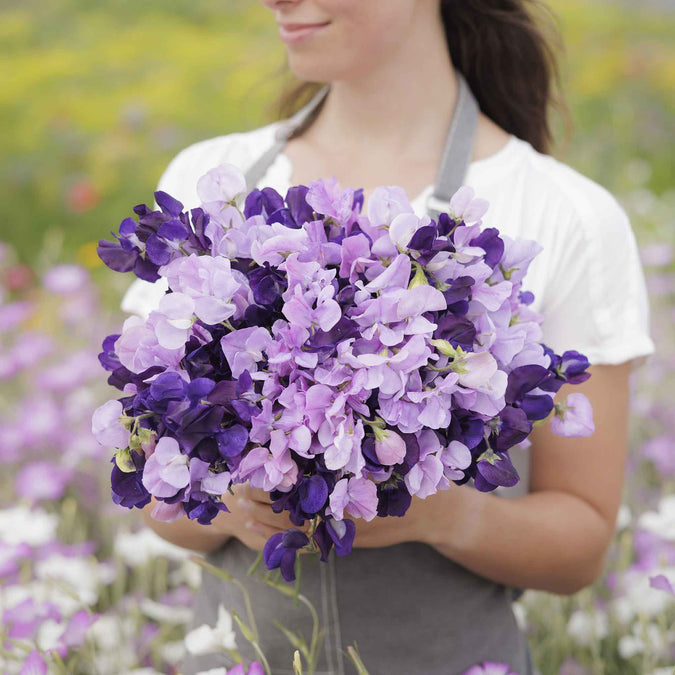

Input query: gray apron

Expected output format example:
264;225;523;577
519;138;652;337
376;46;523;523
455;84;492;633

180;72;535;675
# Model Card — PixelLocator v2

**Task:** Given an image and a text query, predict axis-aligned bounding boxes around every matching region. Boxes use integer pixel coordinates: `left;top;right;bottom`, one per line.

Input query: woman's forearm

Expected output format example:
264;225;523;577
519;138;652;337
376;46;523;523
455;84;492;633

421;485;612;595
140;498;231;553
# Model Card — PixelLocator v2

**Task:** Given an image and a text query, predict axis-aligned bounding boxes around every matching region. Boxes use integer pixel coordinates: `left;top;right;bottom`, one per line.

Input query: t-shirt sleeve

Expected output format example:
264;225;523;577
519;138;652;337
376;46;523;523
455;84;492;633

119;135;242;318
538;187;655;369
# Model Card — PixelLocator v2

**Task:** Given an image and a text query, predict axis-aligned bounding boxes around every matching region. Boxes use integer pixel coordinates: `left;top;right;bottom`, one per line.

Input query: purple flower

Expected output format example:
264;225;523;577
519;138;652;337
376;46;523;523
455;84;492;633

20;650;48;675
197;163;247;204
92;400;130;449
111;453;151;509
649;574;674;595
326;476;378;521
550;393;595;437
142;437;190;498
226;661;266;675
16;462;72;502
373;428;407;465
313;517;356;560
263;528;309;581
462;662;519;675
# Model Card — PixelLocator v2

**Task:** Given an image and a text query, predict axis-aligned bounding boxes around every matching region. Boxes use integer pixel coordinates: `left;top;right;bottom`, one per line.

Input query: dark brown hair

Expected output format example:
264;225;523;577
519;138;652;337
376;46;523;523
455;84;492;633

267;0;569;155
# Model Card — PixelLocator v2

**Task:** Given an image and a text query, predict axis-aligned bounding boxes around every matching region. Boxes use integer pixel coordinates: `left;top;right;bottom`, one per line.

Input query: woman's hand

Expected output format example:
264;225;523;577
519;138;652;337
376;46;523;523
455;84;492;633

212;484;310;552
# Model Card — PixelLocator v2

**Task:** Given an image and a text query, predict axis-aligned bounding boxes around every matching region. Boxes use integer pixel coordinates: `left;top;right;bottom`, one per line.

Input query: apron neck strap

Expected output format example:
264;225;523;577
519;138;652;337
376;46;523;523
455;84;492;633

244;70;480;220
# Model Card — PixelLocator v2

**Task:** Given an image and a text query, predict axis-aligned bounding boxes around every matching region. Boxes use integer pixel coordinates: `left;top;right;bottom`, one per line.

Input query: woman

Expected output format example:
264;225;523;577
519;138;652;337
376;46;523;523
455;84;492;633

125;1;655;673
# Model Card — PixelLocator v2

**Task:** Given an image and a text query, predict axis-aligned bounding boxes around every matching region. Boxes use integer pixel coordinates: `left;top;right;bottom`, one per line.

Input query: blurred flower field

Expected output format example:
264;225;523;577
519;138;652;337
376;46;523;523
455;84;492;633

0;0;674;673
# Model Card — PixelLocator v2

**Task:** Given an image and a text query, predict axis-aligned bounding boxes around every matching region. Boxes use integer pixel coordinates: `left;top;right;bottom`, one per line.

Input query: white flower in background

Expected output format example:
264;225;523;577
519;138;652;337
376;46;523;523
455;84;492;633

160;639;187;665
0;506;57;545
168;558;203;590
638;495;675;541
566;609;609;646
196;669;229;675
126;670;165;675
139;597;193;625
616;504;632;530
36;618;64;651
612;568;674;623
618;622;672;660
645;668;675;675
114;527;191;566
511;601;527;631
184;604;237;655
34;554;102;606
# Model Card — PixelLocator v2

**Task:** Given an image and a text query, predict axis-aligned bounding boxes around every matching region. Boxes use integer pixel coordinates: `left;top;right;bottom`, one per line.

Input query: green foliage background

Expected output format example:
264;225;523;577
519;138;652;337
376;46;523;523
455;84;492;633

2;0;673;265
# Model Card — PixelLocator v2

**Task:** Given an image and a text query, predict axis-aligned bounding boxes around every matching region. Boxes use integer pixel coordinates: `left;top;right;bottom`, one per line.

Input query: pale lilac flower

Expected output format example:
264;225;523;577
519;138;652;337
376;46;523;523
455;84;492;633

373;429;407;465
16;462;72;502
306;175;358;225
160;254;241;325
550;392;595;437
220;326;274;379
326;476;378;522
196;163;247;204
449;185;489;223
153;292;195;349
366;185;414;226
42;265;89;294
115;314;185;374
20;650;48;675
141;437;190;498
91;400;130;449
440;440;472;480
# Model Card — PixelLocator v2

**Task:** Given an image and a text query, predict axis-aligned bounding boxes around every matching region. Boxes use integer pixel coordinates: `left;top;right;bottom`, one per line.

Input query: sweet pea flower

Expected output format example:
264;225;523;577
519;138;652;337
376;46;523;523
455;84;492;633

92;400;130;449
141;437;190;498
550;392;595;437
373;428;407;465
326;476;378;522
449;185;489;223
263;529;309;582
160;254;241;325
196;163;247;203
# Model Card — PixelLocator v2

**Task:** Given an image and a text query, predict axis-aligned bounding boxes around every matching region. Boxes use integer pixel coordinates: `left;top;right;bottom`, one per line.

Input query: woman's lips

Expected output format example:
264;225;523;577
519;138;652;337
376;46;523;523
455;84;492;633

278;22;330;45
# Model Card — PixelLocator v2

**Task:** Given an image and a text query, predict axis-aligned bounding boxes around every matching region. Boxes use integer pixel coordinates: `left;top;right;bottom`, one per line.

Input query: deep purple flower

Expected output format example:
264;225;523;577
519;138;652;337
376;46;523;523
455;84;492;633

263;528;309;581
313;517;356;561
376;481;412;517
475;451;519;491
110;453;151;509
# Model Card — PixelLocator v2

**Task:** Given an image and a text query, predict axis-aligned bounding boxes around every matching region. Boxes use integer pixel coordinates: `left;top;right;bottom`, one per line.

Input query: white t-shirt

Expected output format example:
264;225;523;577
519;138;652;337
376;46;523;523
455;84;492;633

123;119;655;370
120;121;655;497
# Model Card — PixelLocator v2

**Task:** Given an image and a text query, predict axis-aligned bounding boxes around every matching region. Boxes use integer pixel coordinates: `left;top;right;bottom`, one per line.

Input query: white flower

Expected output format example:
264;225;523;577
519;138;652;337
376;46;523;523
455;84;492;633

612;568;674;623
160;640;187;665
619;622;672;660
195;669;229;675
566;609;608;646
511;600;527;632
616;504;632;530
139;597;193;624
184;604;237;655
114;527;191;567
34;554;101;606
0;506;57;546
638;495;675;541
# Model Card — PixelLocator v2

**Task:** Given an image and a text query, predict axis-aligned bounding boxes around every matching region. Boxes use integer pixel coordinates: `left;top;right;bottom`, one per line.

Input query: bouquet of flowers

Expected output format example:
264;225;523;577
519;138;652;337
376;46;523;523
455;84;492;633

93;164;593;582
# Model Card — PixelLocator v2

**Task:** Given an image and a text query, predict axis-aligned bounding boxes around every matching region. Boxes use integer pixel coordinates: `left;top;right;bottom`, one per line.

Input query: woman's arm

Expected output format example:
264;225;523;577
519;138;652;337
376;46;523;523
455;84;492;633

351;363;631;595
